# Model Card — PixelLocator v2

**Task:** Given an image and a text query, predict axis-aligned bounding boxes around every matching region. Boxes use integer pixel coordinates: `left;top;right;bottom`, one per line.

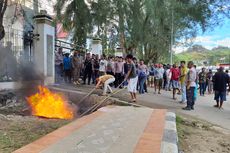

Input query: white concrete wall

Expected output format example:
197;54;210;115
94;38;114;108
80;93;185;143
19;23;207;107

90;39;102;56
91;43;102;56
33;18;55;85
0;81;42;90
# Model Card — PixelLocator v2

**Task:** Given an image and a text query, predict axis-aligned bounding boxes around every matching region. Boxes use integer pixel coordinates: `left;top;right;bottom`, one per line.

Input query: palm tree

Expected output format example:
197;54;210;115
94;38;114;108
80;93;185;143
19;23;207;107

55;0;92;46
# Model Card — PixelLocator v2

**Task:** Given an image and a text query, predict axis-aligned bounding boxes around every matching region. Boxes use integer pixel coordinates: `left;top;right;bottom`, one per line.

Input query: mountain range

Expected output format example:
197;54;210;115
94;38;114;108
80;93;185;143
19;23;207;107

175;45;230;65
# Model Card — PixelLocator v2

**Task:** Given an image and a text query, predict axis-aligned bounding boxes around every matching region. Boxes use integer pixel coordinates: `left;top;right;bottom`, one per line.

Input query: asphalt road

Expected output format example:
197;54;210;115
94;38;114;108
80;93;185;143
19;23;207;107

137;88;230;130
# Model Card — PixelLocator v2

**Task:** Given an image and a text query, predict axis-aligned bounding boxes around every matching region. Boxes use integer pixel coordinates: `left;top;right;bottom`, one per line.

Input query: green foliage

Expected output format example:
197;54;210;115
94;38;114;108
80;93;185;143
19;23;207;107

54;0;229;61
55;0;92;46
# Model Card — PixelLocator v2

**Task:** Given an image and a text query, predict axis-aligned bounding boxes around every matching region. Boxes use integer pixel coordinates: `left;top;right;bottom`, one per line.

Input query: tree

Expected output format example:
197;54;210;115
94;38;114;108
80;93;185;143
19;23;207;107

55;0;92;47
0;0;7;41
55;0;229;62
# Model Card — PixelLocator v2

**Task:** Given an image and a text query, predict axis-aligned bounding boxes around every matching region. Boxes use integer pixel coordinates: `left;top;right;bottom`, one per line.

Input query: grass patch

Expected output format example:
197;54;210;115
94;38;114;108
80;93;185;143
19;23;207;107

176;115;187;149
0;118;70;153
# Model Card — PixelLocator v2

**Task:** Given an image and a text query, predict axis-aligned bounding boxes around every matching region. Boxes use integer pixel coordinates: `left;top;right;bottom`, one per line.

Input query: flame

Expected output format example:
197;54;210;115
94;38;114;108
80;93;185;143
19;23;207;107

27;86;74;119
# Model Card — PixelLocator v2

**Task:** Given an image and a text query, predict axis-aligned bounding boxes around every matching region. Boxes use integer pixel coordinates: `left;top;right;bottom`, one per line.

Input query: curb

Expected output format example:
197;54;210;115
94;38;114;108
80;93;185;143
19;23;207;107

161;112;179;153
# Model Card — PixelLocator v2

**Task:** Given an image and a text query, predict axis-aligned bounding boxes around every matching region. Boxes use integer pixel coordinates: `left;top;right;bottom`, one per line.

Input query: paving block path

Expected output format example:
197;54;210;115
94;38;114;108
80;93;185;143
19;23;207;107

14;106;178;153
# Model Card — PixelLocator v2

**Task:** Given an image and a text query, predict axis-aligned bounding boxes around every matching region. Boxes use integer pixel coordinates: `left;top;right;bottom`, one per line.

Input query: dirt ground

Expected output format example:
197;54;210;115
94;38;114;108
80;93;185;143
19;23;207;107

0;90;72;153
0;114;70;153
177;115;230;153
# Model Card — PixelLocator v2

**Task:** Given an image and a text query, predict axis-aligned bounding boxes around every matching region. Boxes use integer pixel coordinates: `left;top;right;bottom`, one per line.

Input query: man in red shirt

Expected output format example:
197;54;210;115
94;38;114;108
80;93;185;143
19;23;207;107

171;64;180;100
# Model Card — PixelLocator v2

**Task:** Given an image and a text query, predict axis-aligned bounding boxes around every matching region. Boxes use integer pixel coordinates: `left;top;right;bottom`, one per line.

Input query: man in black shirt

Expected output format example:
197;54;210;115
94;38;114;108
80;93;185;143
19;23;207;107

83;53;93;85
212;67;230;109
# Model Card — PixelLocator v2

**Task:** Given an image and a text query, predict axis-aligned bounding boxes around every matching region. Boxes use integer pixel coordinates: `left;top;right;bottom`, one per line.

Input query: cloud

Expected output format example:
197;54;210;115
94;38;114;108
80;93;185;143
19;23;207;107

174;36;230;53
216;38;230;47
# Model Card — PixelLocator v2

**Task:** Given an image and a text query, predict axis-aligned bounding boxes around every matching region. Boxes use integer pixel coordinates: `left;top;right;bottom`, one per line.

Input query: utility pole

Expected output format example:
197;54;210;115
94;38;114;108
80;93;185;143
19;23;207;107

170;8;174;65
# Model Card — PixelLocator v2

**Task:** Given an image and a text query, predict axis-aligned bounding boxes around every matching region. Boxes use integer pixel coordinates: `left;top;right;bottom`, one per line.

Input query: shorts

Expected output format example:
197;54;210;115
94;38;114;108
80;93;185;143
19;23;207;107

128;76;138;93
214;91;227;101
172;80;179;89
154;78;163;87
148;76;154;83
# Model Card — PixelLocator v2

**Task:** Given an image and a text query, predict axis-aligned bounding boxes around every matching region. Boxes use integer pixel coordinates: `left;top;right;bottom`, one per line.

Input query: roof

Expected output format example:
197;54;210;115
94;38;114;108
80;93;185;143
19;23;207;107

56;23;69;39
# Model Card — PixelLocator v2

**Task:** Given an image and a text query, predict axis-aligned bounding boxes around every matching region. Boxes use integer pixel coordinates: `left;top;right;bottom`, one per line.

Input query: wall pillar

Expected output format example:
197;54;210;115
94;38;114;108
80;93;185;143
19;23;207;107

33;11;55;85
91;38;102;56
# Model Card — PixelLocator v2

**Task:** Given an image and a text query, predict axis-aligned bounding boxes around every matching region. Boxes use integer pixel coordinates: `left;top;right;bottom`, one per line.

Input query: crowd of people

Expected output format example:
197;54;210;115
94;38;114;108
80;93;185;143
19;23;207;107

55;48;230;110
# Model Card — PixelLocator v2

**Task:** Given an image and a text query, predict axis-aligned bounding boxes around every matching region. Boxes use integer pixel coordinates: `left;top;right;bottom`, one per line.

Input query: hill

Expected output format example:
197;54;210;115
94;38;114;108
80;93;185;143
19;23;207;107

174;46;230;65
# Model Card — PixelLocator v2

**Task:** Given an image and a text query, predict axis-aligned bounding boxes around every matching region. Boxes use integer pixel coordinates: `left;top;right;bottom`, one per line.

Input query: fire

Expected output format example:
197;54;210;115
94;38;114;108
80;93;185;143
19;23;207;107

27;86;74;119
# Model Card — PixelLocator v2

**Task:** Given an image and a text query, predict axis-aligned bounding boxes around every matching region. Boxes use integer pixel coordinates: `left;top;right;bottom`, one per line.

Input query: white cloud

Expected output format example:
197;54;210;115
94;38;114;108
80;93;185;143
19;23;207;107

174;36;230;53
216;38;230;47
192;36;213;43
173;46;188;53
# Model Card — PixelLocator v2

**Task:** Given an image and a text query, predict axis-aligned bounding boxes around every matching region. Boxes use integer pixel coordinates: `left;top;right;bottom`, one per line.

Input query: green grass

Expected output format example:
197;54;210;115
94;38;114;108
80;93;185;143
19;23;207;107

0;119;70;153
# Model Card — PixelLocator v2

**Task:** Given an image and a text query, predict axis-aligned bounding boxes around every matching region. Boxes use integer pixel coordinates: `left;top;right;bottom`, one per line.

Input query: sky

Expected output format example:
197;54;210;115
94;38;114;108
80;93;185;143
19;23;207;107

175;16;230;53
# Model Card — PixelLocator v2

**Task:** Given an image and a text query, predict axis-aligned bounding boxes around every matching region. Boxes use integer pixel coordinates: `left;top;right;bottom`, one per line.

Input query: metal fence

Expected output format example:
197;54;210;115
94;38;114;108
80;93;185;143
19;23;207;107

1;28;24;59
0;28;25;82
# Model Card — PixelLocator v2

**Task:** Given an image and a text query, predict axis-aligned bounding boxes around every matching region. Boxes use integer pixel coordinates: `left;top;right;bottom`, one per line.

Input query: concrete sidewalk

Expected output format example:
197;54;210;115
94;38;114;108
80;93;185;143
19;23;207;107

14;106;178;153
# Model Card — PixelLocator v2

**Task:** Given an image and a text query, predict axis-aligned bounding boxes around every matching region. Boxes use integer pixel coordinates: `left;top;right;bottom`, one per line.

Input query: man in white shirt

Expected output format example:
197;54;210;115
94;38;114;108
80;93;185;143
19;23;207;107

154;64;164;94
183;61;197;111
99;54;108;76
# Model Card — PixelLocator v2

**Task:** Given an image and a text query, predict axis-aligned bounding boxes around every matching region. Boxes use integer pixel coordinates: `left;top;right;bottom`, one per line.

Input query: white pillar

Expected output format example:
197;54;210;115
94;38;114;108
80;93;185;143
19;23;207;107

33;11;55;85
91;38;102;56
115;47;124;57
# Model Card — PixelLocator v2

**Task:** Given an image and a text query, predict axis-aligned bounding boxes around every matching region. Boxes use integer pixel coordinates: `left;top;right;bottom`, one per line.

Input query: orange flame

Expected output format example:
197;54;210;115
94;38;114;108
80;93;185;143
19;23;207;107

27;86;74;119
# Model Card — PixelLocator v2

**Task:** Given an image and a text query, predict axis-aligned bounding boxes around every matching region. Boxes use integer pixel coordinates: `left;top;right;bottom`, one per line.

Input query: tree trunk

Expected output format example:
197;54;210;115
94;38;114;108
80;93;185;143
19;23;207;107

0;0;7;41
117;0;126;55
0;25;5;40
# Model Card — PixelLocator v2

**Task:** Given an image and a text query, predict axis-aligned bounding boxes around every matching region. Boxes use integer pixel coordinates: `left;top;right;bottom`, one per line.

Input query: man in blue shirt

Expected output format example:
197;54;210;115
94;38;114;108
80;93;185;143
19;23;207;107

63;53;72;83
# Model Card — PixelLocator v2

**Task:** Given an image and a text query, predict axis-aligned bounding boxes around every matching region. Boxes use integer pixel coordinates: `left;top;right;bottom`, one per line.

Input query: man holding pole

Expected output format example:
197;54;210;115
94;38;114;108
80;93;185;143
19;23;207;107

124;54;138;103
96;74;115;96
